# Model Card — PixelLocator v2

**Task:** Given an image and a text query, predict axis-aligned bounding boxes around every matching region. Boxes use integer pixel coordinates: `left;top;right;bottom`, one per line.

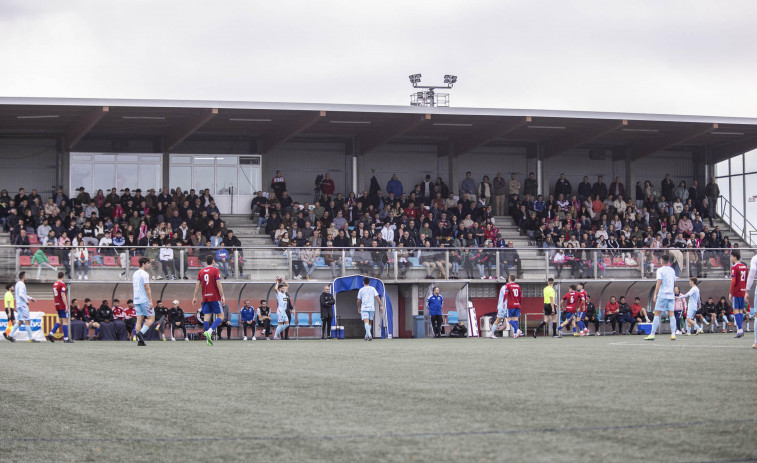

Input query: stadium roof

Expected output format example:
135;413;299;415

1;96;756;161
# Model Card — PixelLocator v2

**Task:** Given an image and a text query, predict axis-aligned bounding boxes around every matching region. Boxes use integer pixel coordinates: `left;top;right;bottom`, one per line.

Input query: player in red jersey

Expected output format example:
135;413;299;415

557;285;579;337
124;300;137;340
46;272;73;343
729;250;748;338
503;275;523;338
575;283;589;336
192;255;226;346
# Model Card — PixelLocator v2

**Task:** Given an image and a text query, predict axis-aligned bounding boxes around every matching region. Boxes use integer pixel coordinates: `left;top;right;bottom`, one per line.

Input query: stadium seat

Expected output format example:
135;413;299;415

188;256;200;267
710;258;722;268
604;257;613;267
612;257;625;267
311;313;323;326
447;311;459;325
28;234;39;244
130;256;140;267
297;312;310;327
48;255;60;266
229;313;240;338
270;313;279;326
19;256;31;266
103;256;117;266
315;257;325;267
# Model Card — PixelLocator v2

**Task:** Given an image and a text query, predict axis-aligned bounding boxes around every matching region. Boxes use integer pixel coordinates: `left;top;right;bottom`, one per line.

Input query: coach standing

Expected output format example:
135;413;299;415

319;286;335;339
427;287;444;338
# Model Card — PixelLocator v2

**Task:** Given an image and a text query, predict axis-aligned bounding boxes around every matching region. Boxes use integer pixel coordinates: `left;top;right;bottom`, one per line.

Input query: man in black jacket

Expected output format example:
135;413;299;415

167;300;187;341
320;286;335;339
257;300;272;340
584;295;600;335
154;300;169;341
616;296;634;335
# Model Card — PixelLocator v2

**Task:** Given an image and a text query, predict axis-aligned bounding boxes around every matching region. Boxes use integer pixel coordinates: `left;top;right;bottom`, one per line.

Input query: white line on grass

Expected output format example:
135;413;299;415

609;341;748;349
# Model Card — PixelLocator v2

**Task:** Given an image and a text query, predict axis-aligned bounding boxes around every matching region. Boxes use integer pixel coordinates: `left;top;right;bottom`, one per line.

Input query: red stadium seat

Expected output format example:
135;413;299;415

710;258;722;268
48;256;60;266
612;258;625;267
604;257;613;267
188;256;200;267
130;256;140;267
28;234;39;244
19;256;31;266
103;256;117;266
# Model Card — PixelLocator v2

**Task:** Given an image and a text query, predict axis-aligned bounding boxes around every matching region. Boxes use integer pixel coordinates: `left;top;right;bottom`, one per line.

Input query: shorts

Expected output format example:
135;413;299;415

543;304;553;316
732;297;745;310
497;307;507;319
563;312;575;322
576;312;586;320
56;309;68;319
201;301;222;315
654;298;675;312
686;306;697;320
277;309;289;324
134;302;154;317
361;310;375;321
5;309;15;321
507;308;520;318
16;306;29;322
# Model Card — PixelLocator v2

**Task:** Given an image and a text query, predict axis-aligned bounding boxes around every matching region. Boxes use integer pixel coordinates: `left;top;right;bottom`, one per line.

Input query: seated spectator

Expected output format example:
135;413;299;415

323;242;343;278
216;303;233;340
630;297;650;325
154;299;169;341
215;243;230;279
167;300;188;341
616;296;634;334
72;234;90;280
604;296;620;335
240;299;257;341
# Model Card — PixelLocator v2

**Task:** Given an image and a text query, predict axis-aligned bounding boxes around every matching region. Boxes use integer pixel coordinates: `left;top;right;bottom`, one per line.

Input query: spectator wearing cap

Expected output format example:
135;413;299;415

167;300;188;341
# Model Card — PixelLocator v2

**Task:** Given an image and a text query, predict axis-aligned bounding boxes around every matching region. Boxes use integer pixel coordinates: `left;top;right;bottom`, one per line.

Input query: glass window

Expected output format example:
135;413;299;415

140;155;161;163
215;166;237;194
70;163;92;196
237;165;260;195
193;157;215;165
71;154;92;162
93;164;116;192
731;176;744;233
745;149;757;174
116;164;138;191
192;166;214;192
715;160;729;178
745;174;757;237
139;164;161;192
717;177;730;223
731;154;743;175
95;154;116;162
117;155;139;163
170;166;192;192
171;156;191;164
216;156;237;165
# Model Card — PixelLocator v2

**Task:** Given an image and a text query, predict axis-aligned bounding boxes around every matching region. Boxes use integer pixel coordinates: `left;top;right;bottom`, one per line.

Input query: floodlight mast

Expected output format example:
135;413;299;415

408;73;457;107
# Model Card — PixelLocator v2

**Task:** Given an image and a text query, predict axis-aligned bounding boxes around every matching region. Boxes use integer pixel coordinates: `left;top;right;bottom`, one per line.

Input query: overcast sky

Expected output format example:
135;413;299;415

2;0;757;117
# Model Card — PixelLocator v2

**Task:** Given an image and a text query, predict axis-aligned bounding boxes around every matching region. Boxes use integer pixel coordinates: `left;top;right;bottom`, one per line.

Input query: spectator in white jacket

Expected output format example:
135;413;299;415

380;222;395;246
159;243;176;280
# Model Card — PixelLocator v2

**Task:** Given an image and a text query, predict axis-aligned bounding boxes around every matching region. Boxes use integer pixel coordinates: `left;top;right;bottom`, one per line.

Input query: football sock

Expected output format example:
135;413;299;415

51;323;60;335
274;324;286;337
722;320;726;330
209;318;223;332
364;322;371;337
10;322;19;337
651;315;661;335
203;321;210;331
62;325;68;339
572;326;576;333
140;324;150;335
669;316;676;335
552;322;557;334
735;313;743;330
536;321;546;332
511;321;519;333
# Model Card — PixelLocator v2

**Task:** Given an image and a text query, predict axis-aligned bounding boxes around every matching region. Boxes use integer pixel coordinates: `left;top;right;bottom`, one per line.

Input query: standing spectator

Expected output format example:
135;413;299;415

427;286;444;338
478;175;492;207
386;173;403;198
554;174;572;199
688;180;701;206
635;181;644;209
320;173;335;197
523;172;538;198
661;174;675;202
319;285;335;339
704;178;719;226
240;299;257;341
507;173;521;200
271;170;286;200
592;176;608;201
460;172;476;202
609;176;625;199
492;172;507;216
577;176;592;203
167;299;188;341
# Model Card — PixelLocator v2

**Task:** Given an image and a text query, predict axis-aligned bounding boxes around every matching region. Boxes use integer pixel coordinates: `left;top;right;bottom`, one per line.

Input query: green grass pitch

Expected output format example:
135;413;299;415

1;335;756;462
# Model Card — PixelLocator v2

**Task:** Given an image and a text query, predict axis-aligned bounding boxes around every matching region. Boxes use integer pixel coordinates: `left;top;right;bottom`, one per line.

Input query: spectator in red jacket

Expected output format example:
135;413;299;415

630;296;650;324
605;296;620;335
320;173;335;196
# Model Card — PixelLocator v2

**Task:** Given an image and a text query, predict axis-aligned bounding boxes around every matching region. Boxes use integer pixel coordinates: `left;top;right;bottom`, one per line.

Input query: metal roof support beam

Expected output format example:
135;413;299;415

259;111;326;153
164;108;218;151
64;106;109;150
359;114;431;156
710;135;757;163
453;116;531;157
630;123;717;161
543;120;627;159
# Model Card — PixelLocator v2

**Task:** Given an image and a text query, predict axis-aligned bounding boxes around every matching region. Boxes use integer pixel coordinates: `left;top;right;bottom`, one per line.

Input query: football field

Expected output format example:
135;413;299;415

1;334;756;462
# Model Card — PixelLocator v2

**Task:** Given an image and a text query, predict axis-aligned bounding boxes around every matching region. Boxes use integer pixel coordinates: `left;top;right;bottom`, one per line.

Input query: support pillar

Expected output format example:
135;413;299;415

536;142;544;197
447;142;455;196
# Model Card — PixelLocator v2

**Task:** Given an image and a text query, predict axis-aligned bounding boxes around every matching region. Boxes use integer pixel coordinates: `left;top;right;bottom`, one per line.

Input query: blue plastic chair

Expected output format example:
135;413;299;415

311;313;323;327
297;313;310;327
447;311;459;325
270;313;279;326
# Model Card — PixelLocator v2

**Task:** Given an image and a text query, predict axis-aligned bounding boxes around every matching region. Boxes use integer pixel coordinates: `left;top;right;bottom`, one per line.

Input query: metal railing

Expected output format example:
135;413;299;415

4;244;748;282
717;195;757;247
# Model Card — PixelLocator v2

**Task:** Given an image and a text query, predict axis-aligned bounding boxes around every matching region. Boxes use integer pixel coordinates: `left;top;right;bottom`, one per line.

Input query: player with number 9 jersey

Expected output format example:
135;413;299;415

198;265;222;313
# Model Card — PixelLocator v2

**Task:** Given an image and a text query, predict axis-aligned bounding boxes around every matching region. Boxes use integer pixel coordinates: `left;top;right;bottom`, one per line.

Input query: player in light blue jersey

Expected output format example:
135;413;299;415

645;254;678;341
489;282;510;339
132;257;154;346
357;277;382;341
7;271;39;342
678;277;703;336
273;277;290;340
